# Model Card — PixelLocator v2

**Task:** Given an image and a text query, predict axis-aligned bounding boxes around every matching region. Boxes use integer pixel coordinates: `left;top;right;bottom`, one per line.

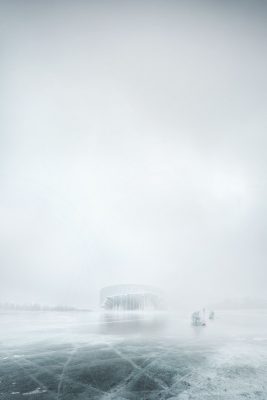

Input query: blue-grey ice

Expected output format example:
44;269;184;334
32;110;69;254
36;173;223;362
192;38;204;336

0;310;267;399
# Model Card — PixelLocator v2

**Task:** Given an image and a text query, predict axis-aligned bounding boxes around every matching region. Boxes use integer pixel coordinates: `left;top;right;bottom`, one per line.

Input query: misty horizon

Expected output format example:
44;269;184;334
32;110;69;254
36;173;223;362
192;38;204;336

1;0;267;310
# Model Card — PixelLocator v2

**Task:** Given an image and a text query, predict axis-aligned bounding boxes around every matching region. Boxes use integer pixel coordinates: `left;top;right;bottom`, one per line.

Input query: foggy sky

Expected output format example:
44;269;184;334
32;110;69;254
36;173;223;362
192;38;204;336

1;0;267;308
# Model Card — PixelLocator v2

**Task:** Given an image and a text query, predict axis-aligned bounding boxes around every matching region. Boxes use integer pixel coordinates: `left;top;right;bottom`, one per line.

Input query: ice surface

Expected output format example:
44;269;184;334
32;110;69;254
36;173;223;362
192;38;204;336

0;310;267;399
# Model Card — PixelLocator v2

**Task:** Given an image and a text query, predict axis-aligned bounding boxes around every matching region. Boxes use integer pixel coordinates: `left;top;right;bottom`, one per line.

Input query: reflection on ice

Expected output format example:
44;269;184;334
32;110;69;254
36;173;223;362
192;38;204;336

99;312;166;335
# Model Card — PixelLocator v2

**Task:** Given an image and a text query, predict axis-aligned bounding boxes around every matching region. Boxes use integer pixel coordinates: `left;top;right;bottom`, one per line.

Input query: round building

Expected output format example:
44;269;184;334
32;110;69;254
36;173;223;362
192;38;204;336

100;284;163;311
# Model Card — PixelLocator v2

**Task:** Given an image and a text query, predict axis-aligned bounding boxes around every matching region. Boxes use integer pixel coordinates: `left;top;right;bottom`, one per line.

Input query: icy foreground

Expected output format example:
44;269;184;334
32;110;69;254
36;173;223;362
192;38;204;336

0;311;267;399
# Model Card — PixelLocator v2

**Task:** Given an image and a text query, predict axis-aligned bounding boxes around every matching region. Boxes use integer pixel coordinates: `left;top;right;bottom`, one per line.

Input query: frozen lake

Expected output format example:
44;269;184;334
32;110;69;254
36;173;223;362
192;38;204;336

0;310;267;399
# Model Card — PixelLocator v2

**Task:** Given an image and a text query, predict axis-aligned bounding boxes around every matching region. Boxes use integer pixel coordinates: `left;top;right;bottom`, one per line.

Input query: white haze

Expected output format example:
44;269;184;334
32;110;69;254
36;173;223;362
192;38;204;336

0;0;267;309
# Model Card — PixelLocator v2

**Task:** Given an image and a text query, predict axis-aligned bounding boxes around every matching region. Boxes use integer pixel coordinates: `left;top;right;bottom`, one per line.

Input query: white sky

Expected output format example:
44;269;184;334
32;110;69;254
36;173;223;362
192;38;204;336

1;0;267;308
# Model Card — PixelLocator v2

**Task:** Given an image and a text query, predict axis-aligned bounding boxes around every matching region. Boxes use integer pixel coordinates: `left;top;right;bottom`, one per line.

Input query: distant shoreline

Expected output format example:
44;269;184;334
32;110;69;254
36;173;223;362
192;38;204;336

0;304;92;312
